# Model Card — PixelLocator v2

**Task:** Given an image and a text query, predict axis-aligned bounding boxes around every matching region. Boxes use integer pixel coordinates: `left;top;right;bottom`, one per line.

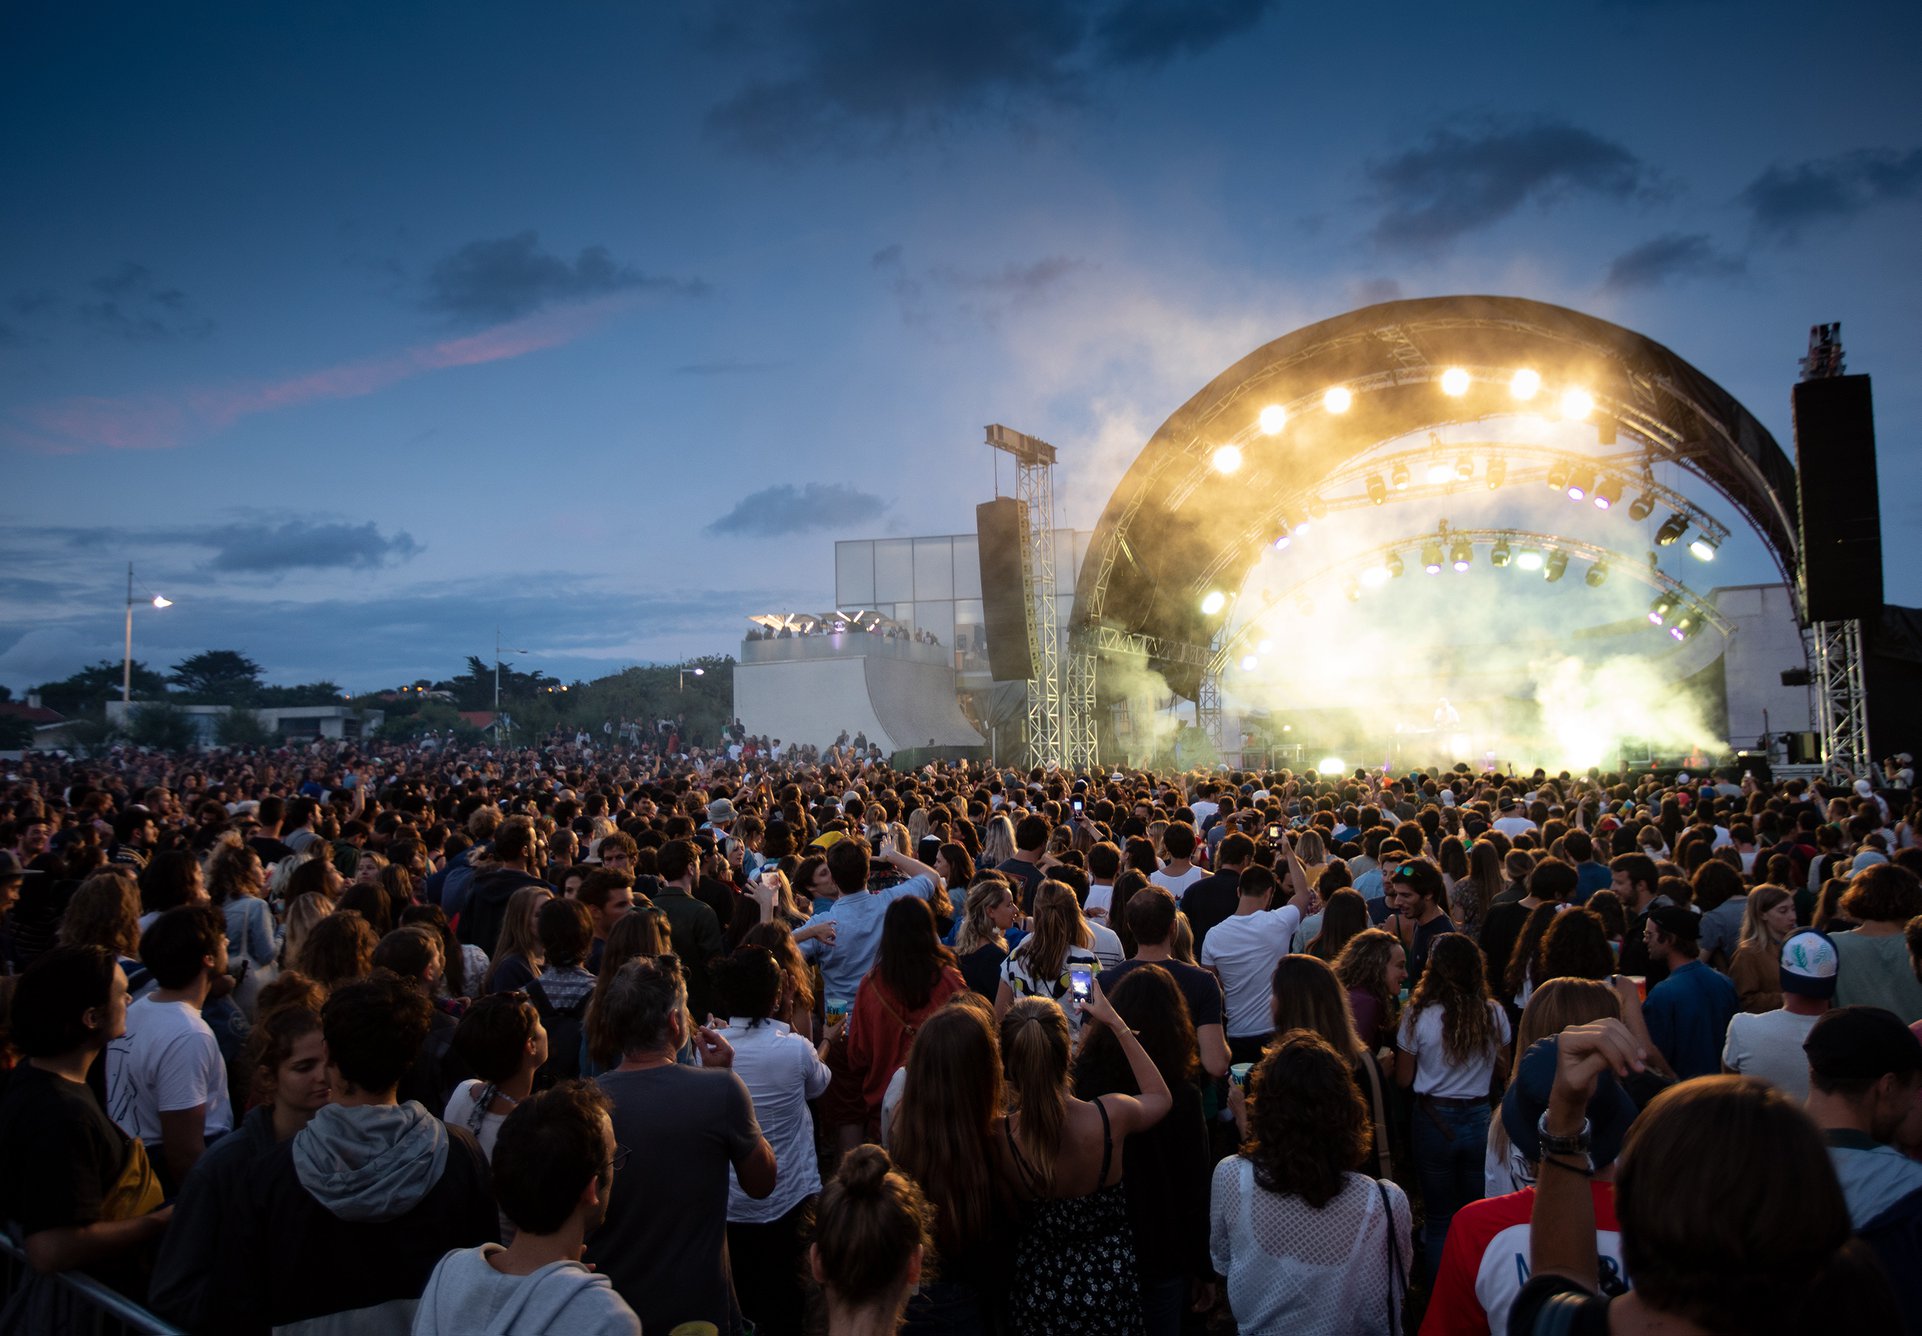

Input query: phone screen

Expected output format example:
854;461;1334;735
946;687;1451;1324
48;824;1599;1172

1068;966;1093;1000
1267;824;1281;839
1072;798;1084;814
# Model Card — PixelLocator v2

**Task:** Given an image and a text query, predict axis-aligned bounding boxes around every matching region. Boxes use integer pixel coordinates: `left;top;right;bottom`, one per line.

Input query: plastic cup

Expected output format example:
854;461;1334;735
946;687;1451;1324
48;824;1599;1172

1230;1062;1254;1087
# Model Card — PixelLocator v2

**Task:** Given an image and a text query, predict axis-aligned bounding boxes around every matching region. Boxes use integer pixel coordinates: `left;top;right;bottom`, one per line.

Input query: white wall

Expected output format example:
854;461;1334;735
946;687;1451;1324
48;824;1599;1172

1712;583;1814;743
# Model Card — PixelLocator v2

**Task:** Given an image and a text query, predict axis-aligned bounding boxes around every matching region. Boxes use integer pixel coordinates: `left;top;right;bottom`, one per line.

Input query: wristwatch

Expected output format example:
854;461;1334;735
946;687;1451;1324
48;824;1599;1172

1537;1113;1592;1157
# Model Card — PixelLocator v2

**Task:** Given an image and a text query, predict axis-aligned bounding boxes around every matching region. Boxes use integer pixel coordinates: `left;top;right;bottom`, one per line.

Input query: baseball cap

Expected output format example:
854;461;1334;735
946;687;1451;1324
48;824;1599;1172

1804;1006;1922;1083
1646;905;1700;942
1502;1037;1637;1169
1780;930;1839;1000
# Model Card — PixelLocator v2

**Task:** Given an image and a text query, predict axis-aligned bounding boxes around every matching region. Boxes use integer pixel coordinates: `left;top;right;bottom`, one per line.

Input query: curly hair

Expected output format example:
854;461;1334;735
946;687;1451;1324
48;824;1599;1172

1242;1030;1369;1208
1538;908;1615;983
1409;932;1498;1065
1333;928;1403;1034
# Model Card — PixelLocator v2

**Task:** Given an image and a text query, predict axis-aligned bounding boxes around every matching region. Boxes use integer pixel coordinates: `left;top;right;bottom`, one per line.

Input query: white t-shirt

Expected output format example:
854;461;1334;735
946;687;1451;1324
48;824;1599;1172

444;1080;510;1162
1396;1001;1511;1098
1085;882;1115;919
106;997;232;1143
1151;865;1208;903
1199;907;1302;1039
1722;1008;1821;1103
1490;816;1537;838
1088;921;1126;971
1189;800;1220;828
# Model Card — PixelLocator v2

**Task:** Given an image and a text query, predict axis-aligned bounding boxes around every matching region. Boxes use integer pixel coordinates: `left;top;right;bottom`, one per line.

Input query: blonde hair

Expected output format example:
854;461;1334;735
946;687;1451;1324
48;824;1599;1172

1010;881;1091;983
485;885;552;991
1740;884;1795;952
955;878;1013;955
279;891;334;969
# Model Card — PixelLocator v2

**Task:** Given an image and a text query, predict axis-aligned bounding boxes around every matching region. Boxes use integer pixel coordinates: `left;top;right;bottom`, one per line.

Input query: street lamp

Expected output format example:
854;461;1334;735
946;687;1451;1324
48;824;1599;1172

494;628;528;713
679;665;705;690
123;562;172;703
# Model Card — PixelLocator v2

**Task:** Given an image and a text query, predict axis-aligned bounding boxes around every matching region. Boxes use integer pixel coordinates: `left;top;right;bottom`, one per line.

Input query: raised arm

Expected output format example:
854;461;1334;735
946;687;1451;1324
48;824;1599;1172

1530;1020;1645;1288
1082;979;1171;1132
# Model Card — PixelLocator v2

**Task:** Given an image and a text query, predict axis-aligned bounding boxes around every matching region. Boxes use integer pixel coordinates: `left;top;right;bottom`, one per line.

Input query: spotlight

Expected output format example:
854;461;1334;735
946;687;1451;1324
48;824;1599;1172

1306;494;1328;520
1592;476;1623;510
1360;564;1390;588
1211;444;1243;474
1426;459;1455;485
1544;550;1570;582
1317;757;1346;776
1689;534;1719;562
1648;593;1674;625
1510;368;1541;401
1486;457;1507;490
1440;367;1471;396
1294;518;1312;537
1257;639;1273;654
1490;538;1512;568
1366;474;1388;505
1585;561;1609;588
1391;462;1410;491
1547;459;1571;493
1627;492;1655;521
1560;388;1594;421
1450;539;1473;572
1240;654;1259;672
1201;590;1227;615
1272;525;1292;550
1422;540;1444;575
1668;611;1700;642
1323;386;1353;414
1456;453;1474;480
1655;513;1689;546
1385;552;1404;579
1565;468;1594;503
1345;579;1361;602
1515;549;1545;572
1258;404;1288;435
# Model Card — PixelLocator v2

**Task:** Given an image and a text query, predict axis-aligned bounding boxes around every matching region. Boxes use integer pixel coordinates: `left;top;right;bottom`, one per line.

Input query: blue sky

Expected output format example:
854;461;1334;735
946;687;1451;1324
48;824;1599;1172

2;0;1918;693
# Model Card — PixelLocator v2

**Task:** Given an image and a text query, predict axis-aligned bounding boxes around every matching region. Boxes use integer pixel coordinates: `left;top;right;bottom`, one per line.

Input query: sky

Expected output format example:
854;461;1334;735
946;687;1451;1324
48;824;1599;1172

2;0;1918;697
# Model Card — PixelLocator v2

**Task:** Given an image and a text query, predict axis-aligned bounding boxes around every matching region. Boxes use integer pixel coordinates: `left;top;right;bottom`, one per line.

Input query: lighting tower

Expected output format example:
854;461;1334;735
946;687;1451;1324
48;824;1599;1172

986;425;1074;767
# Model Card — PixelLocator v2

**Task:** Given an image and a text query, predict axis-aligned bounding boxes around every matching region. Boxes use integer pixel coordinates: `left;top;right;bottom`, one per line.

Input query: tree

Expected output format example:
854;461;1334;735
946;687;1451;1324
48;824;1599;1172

33;660;167;717
128;702;200;751
214;708;274;749
255;680;345;706
61;717;120;759
169;650;265;704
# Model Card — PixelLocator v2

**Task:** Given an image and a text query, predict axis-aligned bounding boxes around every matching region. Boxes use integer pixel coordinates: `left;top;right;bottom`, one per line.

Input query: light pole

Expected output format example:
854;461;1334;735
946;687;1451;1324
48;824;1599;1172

494;628;529;713
678;665;705;690
123;562;172;703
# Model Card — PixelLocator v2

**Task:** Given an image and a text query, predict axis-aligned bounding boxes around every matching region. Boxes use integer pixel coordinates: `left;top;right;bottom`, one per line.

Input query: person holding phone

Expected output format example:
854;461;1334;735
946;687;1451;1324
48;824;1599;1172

997;882;1103;1040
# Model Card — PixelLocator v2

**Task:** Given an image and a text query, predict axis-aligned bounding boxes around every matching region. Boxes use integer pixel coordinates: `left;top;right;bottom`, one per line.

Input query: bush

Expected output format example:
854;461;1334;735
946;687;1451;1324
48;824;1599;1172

128;702;200;752
214;708;273;748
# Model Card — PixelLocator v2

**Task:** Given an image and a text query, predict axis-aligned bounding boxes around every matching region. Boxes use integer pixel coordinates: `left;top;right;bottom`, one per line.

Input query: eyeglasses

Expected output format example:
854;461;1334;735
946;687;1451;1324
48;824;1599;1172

612;1143;632;1173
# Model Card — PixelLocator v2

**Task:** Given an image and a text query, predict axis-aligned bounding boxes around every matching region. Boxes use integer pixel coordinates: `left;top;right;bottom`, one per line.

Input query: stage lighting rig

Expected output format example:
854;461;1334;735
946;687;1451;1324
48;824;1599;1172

1627;491;1655;521
1592;476;1623;510
1585;561;1609;588
1390;462;1409;491
1655;513;1689;546
1450;538;1473;572
1367;475;1388;505
1648;593;1674;625
1689;534;1719;562
1490;538;1512;568
1422;539;1444;575
1544;550;1570;582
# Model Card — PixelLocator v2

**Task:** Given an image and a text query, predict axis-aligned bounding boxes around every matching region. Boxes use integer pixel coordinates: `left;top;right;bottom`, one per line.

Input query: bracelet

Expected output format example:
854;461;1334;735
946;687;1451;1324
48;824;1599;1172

1541;1152;1596;1178
1536;1112;1592;1157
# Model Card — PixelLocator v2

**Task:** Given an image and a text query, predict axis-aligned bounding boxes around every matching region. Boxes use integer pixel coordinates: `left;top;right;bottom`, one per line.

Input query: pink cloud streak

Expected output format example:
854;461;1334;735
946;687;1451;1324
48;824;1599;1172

5;296;631;453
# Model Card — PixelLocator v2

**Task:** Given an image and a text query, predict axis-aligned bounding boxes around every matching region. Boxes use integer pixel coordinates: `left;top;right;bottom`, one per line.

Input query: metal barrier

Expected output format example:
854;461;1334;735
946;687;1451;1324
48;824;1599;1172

0;1229;184;1335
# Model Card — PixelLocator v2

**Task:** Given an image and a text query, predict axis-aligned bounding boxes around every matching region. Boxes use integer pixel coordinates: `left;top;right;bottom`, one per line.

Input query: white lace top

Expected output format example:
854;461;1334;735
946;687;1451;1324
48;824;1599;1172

1210;1158;1413;1335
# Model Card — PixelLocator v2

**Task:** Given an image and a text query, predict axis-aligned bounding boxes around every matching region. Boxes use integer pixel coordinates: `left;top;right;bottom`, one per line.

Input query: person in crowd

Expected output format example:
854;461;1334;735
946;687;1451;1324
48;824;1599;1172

1083;839;1122;921
1102;885;1230;1079
457;816;551;955
574;868;635;972
105;902;232;1191
525;897;598;1083
1479;858;1573;994
1722;928;1838;1101
151;1003;330;1330
1387;857;1457;983
483;884;551;995
206;837;276;1011
1302;885;1369;961
412;1080;641;1335
279;887;335;969
1212;1030;1414;1334
954;873;1018;1000
1516;1020;1899;1333
847;896;967;1137
1728;883;1798;1011
447;990;548;1169
1272;952;1395;1179
995;987;1171;1335
1483;978;1630;1200
811;1144;936;1336
997;879;1102;1037
340;879;396;937
1608;852;1670;985
1396;931;1510;1279
1640;905;1740;1080
216;975;498;1332
1073;964;1213;1336
1201;862;1315;1065
1692;860;1750;971
57;868;149;998
297;907;379;990
0;945;171;1293
581;909;677;1077
1148;820;1206;903
1832;864;1922;1021
587;953;778;1335
890;998;1014;1333
375;925;464;1108
1335;926;1407;1052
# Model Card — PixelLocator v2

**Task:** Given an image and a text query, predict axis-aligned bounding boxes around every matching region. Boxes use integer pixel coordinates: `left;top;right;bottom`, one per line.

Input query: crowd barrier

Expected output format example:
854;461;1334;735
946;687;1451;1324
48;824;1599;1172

0;1229;183;1335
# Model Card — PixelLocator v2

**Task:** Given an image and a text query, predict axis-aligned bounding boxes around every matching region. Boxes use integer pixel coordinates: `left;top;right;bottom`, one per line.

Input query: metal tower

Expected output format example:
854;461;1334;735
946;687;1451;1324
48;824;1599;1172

987;425;1064;768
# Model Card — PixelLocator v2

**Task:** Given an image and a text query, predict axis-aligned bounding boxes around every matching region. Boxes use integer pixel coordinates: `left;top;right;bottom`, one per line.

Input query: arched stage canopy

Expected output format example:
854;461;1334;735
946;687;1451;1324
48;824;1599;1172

1069;295;1802;698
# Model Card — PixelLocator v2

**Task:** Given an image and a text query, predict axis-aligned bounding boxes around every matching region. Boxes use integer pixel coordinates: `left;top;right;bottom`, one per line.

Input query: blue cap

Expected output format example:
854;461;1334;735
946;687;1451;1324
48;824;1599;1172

1501;1036;1639;1170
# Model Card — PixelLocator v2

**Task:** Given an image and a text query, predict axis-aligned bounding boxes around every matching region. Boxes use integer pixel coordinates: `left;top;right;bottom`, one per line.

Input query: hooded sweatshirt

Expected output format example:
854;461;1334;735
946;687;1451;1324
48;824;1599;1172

457;866;552;952
412;1247;641;1336
217;1100;496;1336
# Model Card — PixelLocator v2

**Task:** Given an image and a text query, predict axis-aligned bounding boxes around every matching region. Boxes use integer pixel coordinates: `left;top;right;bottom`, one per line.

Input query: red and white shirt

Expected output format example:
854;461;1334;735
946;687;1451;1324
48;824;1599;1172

1420;1182;1626;1336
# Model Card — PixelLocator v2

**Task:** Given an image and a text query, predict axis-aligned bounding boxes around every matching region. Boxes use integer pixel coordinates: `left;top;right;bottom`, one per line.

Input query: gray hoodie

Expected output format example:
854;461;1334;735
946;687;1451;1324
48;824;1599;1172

412;1246;642;1336
293;1101;450;1222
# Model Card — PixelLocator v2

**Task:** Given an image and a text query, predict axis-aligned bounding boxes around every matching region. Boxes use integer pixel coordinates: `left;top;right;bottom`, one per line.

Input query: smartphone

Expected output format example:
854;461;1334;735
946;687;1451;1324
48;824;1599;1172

1267;824;1281;840
1068;966;1093;1004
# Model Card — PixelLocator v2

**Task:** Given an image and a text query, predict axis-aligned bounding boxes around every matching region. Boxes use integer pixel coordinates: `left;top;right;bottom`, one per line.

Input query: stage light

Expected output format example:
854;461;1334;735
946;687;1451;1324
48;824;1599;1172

1426;460;1455;485
1490;538;1512;568
1510;368;1541;401
1318;757;1346;776
1592;476;1623;510
1201;590;1227;615
1547;459;1571;493
1440;367;1471;396
1565;468;1593;503
1689;534;1719;562
1648;593;1674;625
1241;654;1259;672
1360;564;1390;588
1294;518;1312;537
1655;513;1689;546
1486;457;1507;489
1390;462;1410;491
1422;540;1444;575
1560;388;1594;421
1456;453;1474;480
1544;550;1570;582
1366;474;1388;505
1258;404;1288;435
1345;579;1361;602
1385;551;1404;579
1257;639;1273;654
1585;561;1609;588
1627;492;1655;521
1323;386;1353;414
1515;549;1545;572
1450;538;1473;572
1211;444;1243;474
1306;494;1328;520
1669;611;1698;642
1272;525;1292;550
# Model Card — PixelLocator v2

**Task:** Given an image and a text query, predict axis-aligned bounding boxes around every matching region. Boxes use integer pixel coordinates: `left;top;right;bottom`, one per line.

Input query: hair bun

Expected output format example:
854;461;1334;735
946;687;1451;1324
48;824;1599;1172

838;1143;892;1196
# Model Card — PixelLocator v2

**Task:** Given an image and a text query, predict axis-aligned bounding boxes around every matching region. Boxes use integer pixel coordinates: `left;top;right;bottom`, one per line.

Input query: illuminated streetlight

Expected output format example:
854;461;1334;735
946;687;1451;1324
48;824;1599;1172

123;562;171;703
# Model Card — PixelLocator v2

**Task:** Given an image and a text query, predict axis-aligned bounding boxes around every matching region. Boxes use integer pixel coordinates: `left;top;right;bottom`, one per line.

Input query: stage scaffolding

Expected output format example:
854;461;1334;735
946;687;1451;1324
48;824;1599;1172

987;425;1065;769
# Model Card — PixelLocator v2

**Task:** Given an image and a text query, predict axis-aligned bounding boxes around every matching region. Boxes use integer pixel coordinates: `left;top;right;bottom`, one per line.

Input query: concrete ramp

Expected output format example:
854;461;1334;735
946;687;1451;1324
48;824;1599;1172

863;653;985;751
733;639;984;754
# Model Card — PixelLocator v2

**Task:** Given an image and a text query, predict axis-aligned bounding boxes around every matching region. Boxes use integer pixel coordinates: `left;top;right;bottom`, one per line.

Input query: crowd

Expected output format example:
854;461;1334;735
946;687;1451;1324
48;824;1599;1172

1;737;1920;1335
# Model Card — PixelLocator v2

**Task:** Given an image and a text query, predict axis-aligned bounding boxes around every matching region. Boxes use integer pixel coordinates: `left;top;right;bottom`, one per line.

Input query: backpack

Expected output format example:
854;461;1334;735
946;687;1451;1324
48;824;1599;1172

526;978;590;1088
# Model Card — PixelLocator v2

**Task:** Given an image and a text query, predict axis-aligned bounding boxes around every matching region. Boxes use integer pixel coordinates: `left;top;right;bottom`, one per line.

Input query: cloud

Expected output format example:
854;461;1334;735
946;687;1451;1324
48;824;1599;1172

77;263;215;342
704;0;1275;155
1366;119;1658;252
4;295;632;453
422;231;707;325
874;245;1088;327
0;517;424;576
1602;233;1745;292
706;483;889;535
1738;147;1922;240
